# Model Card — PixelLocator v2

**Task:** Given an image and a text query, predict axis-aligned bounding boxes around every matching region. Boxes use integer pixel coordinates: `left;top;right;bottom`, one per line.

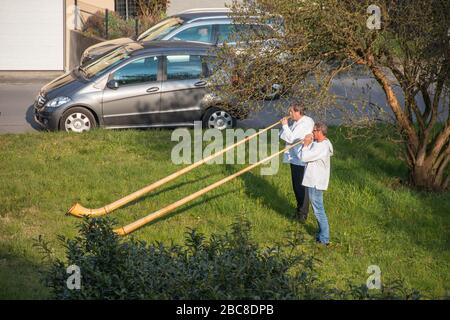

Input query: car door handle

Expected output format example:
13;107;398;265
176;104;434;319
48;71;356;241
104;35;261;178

194;81;207;87
146;87;160;93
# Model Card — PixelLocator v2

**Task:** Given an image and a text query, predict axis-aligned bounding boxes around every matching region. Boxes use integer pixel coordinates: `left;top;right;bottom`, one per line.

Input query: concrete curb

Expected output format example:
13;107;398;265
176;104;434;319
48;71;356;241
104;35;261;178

0;71;64;84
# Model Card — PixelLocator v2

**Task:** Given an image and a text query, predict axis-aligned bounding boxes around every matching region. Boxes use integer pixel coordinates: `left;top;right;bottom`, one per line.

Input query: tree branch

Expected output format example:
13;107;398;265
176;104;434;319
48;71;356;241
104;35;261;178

443;172;450;190
408;93;426;131
369;62;419;152
430;125;450;162
427;79;444;131
390;64;414;123
433;141;450;171
436;153;450;186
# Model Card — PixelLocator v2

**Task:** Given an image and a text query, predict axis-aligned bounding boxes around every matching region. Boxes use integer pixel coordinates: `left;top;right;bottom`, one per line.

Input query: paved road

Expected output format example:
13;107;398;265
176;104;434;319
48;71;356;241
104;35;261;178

0;72;446;134
0;76;289;133
0;82;45;133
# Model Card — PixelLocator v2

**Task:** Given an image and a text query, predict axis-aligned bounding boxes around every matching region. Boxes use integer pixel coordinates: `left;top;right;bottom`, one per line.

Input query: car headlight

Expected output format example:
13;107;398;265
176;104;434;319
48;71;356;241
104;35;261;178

45;96;71;108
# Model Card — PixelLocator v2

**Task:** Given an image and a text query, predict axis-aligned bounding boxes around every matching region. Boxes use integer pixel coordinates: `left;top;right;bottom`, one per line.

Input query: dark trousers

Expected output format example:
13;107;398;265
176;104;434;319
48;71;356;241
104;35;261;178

290;163;309;218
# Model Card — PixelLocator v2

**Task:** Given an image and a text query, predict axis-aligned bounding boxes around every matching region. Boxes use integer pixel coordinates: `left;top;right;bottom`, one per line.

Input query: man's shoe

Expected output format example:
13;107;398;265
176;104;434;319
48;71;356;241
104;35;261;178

295;209;307;222
316;240;331;247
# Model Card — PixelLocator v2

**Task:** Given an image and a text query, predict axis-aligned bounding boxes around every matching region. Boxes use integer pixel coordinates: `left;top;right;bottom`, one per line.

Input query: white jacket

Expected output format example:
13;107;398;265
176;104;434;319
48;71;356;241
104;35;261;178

279;116;314;166
300;139;334;190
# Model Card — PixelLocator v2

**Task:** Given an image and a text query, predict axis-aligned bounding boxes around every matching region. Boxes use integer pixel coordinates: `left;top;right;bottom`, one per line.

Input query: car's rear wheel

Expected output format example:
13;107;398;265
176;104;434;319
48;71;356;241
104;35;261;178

202;107;236;130
60;107;97;133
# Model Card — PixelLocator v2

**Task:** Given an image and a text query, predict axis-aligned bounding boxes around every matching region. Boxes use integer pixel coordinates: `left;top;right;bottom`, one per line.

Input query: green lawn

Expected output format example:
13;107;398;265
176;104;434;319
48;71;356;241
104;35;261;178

0;128;449;299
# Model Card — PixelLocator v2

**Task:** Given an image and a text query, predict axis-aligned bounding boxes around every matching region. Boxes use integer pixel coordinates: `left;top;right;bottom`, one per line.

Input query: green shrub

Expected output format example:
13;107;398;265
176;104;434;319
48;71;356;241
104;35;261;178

82;10;165;40
39;218;422;300
82;11;132;39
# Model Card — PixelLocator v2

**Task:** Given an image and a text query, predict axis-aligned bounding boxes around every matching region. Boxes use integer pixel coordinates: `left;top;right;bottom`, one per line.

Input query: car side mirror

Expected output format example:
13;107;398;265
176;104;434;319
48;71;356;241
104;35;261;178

106;80;119;90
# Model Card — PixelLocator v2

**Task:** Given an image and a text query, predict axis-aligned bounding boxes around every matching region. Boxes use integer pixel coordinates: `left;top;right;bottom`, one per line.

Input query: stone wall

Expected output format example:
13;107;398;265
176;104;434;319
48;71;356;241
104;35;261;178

68;30;105;70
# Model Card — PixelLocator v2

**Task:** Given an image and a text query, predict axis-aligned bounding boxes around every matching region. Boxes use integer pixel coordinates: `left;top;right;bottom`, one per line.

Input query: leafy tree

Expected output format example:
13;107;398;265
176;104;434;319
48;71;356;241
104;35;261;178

212;0;449;190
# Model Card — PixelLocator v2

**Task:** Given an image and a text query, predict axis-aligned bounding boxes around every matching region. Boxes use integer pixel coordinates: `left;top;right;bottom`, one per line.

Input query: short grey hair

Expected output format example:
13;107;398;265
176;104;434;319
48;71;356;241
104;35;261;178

314;122;328;135
289;103;305;115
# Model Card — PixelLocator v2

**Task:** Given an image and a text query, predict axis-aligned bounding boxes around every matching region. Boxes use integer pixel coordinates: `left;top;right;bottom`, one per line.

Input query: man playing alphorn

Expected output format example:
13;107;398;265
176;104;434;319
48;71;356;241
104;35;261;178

301;122;334;245
279;104;314;222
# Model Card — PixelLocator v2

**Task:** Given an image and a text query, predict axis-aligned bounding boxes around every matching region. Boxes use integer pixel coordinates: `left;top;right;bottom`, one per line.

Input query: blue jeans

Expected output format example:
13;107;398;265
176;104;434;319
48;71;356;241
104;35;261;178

308;187;329;244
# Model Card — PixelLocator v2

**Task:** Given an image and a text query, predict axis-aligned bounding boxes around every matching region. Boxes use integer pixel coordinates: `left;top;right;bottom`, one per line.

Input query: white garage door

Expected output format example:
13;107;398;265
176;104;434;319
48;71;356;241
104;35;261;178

0;0;64;70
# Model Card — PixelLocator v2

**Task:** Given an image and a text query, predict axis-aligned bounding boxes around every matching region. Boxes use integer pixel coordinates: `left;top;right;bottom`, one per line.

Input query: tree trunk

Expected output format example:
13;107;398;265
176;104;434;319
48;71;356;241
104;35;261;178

368;63;448;191
411;161;438;190
401;151;450;193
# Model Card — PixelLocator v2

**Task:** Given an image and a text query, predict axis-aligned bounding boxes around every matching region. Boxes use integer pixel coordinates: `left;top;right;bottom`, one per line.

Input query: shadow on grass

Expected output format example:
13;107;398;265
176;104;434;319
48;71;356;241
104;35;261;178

332;147;450;254
132;190;237;230
0;246;50;299
119;173;219;211
222;163;318;237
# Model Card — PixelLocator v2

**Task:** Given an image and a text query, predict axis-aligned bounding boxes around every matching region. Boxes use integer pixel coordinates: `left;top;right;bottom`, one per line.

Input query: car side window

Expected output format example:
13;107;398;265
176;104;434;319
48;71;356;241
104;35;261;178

166;55;205;81
112;56;159;86
217;24;234;43
170;25;213;43
240;24;276;39
217;24;276;44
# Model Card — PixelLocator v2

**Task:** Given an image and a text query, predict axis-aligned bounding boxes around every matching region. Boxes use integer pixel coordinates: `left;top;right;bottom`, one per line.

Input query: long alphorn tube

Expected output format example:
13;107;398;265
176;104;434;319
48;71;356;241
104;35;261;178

68;120;285;218
114;140;302;236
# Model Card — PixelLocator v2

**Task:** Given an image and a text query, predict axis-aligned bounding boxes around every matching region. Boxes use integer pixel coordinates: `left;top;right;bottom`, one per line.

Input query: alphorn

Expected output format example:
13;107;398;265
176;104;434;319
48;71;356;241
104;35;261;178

114;140;302;236
67;119;286;218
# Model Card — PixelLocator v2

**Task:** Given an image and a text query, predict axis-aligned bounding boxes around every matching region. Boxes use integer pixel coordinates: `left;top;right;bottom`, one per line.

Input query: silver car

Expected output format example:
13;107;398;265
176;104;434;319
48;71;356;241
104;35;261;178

81;8;277;66
34;41;237;132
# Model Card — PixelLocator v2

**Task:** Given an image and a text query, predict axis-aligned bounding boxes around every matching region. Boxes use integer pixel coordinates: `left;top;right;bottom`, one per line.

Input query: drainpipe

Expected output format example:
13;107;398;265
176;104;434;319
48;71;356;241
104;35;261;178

74;0;78;30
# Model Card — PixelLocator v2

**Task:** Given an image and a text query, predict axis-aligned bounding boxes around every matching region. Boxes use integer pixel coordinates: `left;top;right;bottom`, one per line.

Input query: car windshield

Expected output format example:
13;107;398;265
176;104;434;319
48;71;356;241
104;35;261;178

137;17;184;42
81;43;143;79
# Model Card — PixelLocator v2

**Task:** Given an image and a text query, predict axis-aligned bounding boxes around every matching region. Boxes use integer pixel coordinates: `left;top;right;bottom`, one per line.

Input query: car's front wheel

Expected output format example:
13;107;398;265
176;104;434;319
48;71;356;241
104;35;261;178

202;107;236;130
60;107;97;133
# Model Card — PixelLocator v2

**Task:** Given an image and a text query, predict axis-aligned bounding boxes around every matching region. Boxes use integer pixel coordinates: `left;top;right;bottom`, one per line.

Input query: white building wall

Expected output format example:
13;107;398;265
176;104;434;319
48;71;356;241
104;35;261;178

0;0;65;70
